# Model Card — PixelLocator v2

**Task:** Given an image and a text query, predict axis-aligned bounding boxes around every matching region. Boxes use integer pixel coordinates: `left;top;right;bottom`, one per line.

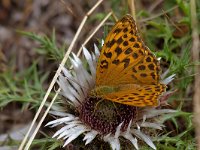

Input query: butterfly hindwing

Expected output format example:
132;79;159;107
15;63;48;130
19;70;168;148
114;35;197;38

102;84;166;107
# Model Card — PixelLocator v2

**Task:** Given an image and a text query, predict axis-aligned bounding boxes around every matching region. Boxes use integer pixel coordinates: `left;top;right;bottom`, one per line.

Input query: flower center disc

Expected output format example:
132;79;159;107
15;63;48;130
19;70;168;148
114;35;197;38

79;96;137;135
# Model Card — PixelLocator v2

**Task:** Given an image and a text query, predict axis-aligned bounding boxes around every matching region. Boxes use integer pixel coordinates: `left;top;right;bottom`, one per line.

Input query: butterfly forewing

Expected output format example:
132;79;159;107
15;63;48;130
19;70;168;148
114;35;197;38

96;15;161;86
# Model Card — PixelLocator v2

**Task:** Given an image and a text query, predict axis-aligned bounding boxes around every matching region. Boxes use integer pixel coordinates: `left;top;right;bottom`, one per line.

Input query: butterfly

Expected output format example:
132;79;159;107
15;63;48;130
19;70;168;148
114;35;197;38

90;14;166;107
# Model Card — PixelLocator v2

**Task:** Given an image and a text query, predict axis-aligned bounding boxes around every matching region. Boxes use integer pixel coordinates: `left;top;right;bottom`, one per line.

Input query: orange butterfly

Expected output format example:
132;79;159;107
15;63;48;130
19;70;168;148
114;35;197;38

90;14;166;107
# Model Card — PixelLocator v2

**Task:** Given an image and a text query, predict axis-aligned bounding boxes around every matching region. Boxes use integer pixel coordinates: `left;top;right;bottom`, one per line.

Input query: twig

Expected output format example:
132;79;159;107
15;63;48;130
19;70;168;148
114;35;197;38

111;12;118;22
148;0;164;13
190;0;200;149
128;0;136;21
139;5;178;22
77;11;113;56
24;89;60;149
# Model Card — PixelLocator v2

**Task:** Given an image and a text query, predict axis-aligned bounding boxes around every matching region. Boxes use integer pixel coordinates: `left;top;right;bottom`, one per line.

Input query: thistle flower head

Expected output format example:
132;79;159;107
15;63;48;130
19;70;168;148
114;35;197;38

46;45;176;150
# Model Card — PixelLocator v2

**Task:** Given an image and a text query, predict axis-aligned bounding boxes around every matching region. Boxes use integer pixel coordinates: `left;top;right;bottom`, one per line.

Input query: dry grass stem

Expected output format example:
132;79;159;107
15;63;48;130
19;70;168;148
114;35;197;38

24;89;61;150
190;0;200;149
77;11;113;56
128;0;136;21
18;1;104;149
139;5;178;22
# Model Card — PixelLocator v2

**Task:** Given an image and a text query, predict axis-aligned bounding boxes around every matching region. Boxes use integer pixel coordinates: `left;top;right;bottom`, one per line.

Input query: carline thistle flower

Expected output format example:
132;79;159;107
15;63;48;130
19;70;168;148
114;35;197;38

46;43;176;150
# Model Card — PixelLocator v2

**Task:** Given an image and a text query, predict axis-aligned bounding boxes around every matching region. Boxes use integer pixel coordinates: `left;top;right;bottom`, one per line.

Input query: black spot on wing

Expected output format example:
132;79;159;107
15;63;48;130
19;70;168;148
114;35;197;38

133;43;140;48
123;27;128;32
138;65;146;70
129;37;135;42
148;64;155;70
124;48;133;54
132;67;137;73
117;37;123;44
146;57;151;62
106;41;111;48
130;30;134;35
140;73;147;77
132;53;138;59
112;59;120;65
123;34;128;38
122;58;130;69
123;41;129;46
115;47;122;56
131;93;139;95
151;72;156;80
100;60;109;69
110;39;116;47
103;52;112;58
114;28;122;33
